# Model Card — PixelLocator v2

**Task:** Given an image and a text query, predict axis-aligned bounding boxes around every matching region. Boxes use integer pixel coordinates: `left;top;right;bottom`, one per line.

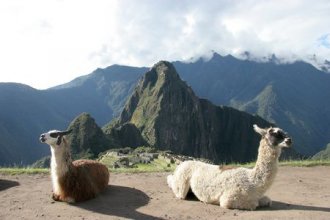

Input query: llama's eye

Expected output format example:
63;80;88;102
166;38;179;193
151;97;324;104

50;133;59;138
273;132;284;139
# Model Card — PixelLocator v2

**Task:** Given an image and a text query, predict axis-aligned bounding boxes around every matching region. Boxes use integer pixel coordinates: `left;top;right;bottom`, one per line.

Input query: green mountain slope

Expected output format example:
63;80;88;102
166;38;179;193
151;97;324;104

313;143;330;160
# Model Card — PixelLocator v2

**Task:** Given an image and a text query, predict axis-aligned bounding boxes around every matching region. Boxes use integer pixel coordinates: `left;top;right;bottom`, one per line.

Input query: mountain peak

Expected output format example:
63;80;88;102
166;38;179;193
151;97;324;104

147;60;180;83
117;60;190;129
105;61;273;163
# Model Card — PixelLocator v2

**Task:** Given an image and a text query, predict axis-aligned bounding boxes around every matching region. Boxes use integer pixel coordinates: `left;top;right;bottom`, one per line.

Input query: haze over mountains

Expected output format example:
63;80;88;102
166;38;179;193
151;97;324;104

0;53;329;165
0;66;146;165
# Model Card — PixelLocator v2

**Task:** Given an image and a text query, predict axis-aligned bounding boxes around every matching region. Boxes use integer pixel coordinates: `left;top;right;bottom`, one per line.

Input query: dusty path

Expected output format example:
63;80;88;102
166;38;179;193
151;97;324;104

1;166;330;220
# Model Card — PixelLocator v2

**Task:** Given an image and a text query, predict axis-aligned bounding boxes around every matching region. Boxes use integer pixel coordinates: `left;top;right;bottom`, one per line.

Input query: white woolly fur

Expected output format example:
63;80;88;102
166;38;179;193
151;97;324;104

167;124;292;210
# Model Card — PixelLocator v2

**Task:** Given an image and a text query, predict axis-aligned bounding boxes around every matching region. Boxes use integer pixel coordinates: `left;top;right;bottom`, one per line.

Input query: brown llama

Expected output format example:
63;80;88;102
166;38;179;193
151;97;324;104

40;129;109;203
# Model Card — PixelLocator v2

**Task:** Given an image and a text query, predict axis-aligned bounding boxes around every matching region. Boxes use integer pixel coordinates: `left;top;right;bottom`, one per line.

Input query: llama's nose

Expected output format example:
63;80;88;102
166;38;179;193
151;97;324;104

285;138;292;145
40;134;46;143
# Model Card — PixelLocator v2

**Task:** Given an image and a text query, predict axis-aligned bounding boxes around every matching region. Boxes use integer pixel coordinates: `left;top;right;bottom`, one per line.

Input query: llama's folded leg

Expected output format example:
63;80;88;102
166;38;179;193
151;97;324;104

52;191;75;203
52;193;61;201
220;193;258;210
219;193;236;209
167;174;190;199
258;196;272;207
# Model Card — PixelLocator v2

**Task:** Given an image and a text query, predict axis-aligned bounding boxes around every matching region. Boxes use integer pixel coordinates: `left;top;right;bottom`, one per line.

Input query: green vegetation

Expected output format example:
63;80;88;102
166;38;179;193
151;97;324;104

279;159;330;167
312;143;330;160
226;159;330;168
0;167;49;175
1;159;329;175
31;156;50;168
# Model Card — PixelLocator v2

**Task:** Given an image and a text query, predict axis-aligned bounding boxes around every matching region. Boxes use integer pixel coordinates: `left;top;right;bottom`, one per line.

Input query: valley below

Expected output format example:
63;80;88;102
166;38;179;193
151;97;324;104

1;166;330;220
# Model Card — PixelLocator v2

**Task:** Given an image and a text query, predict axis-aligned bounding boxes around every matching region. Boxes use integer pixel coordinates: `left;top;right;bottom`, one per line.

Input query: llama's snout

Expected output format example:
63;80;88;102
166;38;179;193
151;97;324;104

40;134;46;143
285;138;292;146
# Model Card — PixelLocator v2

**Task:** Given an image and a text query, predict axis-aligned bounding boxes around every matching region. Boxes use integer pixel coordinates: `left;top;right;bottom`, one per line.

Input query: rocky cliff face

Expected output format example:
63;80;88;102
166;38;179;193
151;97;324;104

104;61;276;163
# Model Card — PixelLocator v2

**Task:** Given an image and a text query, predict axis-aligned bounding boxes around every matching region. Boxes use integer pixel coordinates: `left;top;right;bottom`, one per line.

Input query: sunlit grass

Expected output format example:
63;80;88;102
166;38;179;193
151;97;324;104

225;159;330;168
1;159;329;175
0;167;49;175
279;159;330;167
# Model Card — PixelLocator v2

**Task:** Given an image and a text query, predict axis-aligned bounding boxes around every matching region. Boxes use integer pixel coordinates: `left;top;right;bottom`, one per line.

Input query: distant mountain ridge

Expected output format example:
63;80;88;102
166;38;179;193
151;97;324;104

0;66;146;165
174;53;330;155
0;53;329;165
48;65;148;123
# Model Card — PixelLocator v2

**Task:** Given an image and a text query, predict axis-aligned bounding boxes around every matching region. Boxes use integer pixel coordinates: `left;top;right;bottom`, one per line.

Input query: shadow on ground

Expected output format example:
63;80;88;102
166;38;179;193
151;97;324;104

183;193;330;213
185;190;199;201
0;179;19;191
261;200;330;212
75;185;163;220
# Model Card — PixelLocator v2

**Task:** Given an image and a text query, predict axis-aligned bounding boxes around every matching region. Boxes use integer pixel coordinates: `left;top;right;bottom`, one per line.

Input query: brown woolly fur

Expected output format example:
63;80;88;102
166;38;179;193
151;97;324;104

54;160;109;202
40;129;110;203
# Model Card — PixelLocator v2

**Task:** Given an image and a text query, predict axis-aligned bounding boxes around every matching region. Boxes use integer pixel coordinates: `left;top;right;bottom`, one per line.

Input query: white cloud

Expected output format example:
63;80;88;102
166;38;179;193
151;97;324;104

0;0;329;89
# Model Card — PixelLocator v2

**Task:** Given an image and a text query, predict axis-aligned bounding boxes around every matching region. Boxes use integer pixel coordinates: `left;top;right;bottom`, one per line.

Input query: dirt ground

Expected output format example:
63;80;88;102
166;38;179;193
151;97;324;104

1;166;330;220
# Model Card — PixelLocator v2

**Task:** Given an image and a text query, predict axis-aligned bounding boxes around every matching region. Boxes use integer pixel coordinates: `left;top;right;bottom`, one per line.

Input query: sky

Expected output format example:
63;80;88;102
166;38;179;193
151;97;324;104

0;0;329;89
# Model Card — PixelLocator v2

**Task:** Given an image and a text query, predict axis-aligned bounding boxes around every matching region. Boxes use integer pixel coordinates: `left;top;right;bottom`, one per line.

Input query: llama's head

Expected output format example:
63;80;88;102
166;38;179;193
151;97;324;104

253;124;292;148
40;129;72;146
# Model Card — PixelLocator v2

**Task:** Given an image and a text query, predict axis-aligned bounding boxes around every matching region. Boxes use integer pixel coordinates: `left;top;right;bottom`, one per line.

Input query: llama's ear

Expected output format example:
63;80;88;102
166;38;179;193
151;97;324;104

59;129;72;136
253;124;266;136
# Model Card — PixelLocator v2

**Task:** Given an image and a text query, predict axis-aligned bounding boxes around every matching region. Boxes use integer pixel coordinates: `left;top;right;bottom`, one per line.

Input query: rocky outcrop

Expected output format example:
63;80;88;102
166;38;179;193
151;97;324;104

105;122;147;148
104;61;274;163
67;112;113;159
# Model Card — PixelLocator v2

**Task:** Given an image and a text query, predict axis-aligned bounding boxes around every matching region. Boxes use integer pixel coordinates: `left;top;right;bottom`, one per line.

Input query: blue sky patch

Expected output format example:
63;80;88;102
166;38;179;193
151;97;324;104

317;34;330;48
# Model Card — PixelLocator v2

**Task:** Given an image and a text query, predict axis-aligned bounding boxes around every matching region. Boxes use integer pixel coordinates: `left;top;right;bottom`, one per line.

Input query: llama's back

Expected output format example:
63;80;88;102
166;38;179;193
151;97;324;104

168;160;219;188
172;160;220;180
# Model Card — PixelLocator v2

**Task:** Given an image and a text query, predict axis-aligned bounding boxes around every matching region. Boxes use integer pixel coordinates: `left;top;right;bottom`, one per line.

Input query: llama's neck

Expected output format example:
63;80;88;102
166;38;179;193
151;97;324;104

251;138;281;190
50;138;73;178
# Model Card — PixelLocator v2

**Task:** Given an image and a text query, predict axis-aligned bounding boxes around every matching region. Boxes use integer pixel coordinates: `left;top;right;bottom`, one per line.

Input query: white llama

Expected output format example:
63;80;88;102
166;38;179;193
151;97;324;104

40;129;109;203
167;124;292;210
